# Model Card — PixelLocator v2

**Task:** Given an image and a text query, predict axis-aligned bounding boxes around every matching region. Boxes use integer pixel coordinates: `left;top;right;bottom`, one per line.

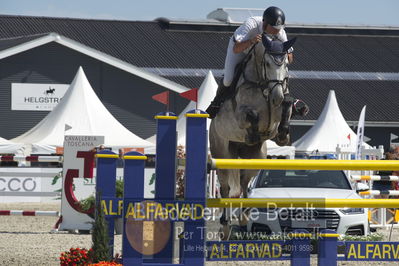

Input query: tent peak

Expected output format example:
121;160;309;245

293;90;369;153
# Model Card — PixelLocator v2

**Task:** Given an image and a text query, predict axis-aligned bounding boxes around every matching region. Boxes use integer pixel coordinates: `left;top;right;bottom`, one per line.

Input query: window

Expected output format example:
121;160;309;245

255;170;351;189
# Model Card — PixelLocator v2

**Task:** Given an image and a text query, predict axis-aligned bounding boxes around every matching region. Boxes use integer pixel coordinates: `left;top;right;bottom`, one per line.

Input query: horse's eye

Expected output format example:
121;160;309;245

266;62;270;67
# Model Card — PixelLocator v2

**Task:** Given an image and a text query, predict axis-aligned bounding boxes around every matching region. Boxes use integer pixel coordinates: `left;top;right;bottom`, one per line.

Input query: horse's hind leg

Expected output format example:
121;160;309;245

210;135;240;239
210;128;241;198
239;142;265;198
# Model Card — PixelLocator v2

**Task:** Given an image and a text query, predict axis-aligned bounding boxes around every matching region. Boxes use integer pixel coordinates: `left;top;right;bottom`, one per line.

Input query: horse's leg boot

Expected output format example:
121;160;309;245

206;84;230;119
292;99;309;117
276;95;293;146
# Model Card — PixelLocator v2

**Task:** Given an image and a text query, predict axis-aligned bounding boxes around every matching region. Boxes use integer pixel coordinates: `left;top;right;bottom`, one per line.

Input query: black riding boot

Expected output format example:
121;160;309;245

206;84;230;119
276;95;293;146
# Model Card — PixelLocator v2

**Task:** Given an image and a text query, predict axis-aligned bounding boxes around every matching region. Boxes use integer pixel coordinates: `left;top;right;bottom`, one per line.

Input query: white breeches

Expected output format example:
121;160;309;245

223;38;246;87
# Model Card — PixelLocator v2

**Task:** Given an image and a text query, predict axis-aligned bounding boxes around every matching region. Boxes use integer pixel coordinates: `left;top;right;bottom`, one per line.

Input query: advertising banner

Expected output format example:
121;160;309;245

58;135;104;231
11;83;69;111
0;176;41;203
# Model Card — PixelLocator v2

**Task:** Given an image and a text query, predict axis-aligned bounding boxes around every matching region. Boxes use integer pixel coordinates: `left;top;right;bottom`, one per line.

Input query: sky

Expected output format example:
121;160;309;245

1;0;399;27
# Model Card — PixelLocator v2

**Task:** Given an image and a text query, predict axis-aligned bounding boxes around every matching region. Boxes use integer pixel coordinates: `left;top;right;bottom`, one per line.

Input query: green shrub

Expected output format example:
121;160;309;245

79;194;95;212
116;179;123;198
79;179;123;214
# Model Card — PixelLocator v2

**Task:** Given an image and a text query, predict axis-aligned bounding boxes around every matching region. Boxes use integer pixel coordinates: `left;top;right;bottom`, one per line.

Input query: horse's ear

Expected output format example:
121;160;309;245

262;34;272;50
283;37;297;52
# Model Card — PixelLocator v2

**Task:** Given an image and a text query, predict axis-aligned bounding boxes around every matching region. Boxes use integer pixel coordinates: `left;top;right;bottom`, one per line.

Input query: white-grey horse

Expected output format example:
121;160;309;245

209;35;296;238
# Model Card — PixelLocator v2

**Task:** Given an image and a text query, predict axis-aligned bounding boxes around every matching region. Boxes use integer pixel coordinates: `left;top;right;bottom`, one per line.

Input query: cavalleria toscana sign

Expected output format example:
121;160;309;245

11;83;69;111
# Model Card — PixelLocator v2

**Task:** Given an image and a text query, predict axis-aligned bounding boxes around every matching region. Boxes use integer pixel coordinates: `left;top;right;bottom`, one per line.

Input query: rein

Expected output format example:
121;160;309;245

237;44;289;143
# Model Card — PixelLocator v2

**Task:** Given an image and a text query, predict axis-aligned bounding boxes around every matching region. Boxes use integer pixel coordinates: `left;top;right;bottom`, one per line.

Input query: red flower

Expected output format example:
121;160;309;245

60;247;92;266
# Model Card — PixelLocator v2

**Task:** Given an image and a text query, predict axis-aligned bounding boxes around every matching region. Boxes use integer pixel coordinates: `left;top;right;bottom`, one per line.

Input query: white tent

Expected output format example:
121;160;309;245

293;90;369;153
12;67;153;154
0;137;24;154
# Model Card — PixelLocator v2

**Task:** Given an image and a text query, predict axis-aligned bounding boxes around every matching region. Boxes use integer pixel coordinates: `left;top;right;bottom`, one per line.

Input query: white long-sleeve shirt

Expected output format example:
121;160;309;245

233;16;293;53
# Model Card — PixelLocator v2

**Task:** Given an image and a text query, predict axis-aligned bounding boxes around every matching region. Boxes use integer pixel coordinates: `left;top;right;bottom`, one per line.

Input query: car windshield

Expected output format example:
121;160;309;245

255;170;351;189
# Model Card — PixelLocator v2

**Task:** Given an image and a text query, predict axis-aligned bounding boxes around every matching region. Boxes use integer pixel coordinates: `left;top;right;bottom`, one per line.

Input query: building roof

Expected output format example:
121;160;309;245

0;33;48;52
0;32;189;93
0;14;398;123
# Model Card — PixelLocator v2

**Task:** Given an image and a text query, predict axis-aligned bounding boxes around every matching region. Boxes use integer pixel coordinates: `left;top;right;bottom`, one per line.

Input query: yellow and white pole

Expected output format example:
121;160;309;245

210;159;399;171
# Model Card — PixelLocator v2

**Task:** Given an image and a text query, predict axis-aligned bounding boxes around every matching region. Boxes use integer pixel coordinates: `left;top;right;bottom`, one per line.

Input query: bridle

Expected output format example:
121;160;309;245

238;42;289;143
242;44;289;99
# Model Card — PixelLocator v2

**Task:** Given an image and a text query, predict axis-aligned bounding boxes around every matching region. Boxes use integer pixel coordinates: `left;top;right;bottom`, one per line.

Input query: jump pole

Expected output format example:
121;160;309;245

207;198;399;208
351;175;399;181
209;158;399;208
0;210;59;216
210;158;399;171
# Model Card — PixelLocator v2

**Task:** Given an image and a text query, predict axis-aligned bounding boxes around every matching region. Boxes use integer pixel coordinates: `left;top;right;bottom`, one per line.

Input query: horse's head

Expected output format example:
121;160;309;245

260;34;296;107
235;35;296;144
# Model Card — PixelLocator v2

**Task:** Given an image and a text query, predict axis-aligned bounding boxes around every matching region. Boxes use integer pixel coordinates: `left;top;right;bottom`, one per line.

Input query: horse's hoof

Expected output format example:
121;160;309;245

275;133;290;146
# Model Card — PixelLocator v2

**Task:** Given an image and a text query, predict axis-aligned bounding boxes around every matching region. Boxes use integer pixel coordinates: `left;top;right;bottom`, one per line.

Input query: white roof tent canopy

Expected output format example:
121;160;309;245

293;90;370;154
12;67;153;154
0;137;24;154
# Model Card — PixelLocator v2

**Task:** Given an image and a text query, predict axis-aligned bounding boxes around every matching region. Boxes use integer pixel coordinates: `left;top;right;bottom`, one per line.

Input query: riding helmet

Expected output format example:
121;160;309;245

263;6;285;29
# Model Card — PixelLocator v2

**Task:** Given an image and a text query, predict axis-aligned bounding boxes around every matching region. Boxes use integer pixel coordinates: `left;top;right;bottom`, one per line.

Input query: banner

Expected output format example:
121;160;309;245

11;83;69;111
58;135;104;231
355;105;366;160
0;177;41;203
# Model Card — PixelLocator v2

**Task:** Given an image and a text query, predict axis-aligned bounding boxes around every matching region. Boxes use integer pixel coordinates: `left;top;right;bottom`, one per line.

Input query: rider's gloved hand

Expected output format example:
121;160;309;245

293;99;309;117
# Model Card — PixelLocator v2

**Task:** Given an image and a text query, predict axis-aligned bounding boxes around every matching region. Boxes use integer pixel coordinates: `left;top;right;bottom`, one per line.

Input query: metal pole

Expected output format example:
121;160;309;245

210;159;399;171
207;198;399;208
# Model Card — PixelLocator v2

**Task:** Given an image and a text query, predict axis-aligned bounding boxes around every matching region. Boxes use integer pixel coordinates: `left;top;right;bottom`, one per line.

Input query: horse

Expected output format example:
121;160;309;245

209;35;296;239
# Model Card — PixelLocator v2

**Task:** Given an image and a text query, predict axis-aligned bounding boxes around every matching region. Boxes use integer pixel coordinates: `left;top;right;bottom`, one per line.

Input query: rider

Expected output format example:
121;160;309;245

206;6;309;143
